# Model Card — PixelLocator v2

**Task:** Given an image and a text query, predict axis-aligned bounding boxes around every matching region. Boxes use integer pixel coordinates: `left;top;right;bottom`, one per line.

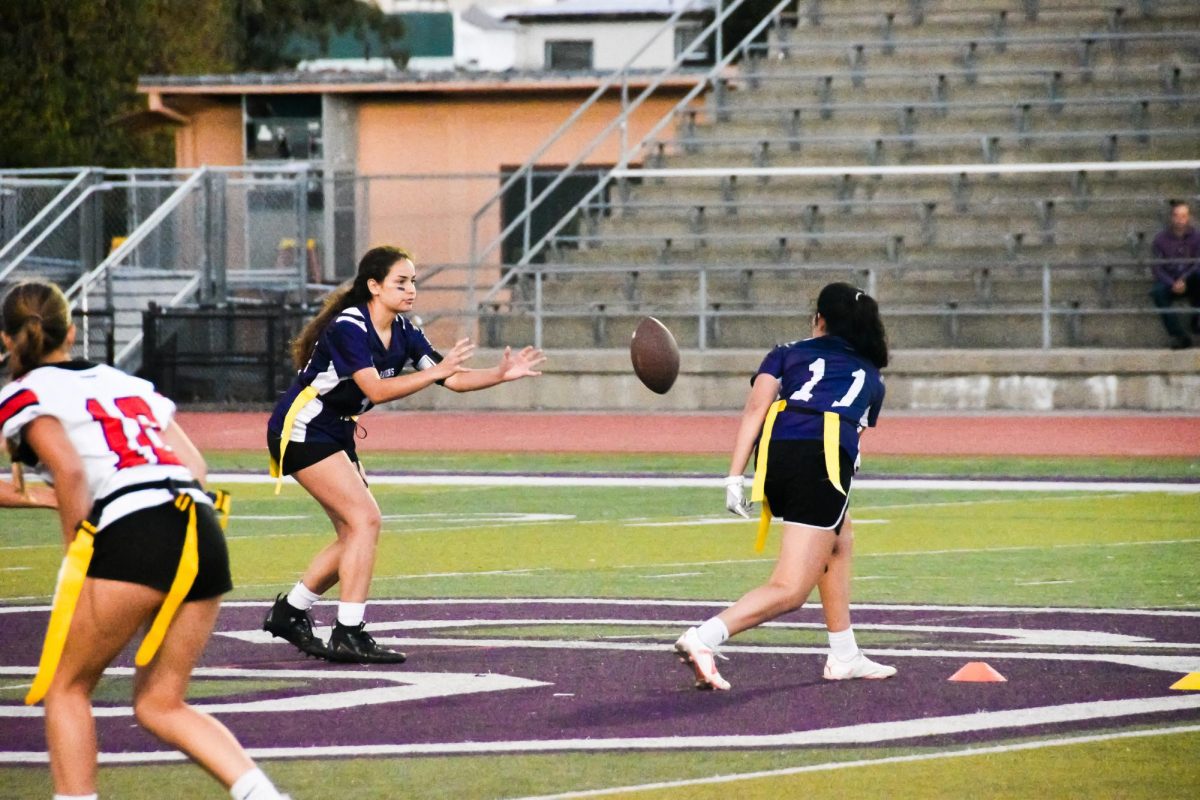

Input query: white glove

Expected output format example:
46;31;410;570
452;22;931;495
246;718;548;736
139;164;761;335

724;475;752;518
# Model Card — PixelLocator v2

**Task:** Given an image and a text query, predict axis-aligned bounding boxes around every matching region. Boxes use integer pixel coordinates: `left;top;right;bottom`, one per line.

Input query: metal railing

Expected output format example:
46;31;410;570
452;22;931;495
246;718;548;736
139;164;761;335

475;257;1191;350
468;0;719;272
476;0;796;323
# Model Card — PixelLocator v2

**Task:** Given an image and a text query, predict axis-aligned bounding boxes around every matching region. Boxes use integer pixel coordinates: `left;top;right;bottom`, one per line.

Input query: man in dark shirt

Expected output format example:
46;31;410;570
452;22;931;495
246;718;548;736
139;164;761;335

1151;200;1200;349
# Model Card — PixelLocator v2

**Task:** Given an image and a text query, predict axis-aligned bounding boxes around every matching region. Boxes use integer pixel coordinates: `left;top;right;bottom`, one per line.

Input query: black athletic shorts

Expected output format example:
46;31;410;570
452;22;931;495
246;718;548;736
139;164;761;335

762;439;854;533
88;500;233;600
267;431;359;475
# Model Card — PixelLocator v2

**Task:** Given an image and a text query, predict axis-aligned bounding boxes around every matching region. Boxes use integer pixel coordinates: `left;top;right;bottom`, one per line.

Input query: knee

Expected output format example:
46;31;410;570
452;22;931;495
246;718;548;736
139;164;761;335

344;507;382;540
768;580;809;611
133;693;182;733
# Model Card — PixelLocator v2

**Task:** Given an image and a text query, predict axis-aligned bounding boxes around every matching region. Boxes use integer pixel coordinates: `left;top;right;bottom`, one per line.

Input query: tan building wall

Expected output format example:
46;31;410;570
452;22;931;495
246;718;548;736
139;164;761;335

171;99;244;167
151;81;692;342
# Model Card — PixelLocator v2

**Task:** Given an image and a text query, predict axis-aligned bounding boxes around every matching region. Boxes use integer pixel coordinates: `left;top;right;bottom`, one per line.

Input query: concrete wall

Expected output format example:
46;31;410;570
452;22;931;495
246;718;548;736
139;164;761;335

384;348;1200;412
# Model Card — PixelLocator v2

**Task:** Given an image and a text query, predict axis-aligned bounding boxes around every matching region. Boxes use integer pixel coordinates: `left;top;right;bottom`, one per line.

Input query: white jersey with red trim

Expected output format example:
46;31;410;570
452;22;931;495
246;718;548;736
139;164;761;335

0;360;207;528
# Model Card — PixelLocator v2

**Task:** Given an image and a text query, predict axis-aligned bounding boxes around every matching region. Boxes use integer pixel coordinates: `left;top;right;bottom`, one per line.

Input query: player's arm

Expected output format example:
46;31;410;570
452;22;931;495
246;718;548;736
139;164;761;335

160;422;207;487
0;479;57;509
728;373;782;477
442;346;545;393
351;338;475;404
22;416;91;549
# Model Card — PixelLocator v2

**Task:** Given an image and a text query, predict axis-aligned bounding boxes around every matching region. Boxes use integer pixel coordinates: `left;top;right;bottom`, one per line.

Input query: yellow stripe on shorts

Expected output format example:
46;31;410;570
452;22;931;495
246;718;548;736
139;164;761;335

26;521;96;705
270;385;320;494
134;493;199;666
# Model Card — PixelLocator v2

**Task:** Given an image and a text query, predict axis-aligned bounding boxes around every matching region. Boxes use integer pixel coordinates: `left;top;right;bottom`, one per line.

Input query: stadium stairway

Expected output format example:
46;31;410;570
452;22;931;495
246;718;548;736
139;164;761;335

492;0;1200;351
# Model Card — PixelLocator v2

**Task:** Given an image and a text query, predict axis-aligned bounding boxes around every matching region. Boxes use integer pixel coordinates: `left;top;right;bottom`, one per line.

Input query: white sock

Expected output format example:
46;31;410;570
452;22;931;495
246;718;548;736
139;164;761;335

54;794;98;800
285;582;321;612
828;627;859;662
337;601;366;627
696;617;729;650
230;767;284;800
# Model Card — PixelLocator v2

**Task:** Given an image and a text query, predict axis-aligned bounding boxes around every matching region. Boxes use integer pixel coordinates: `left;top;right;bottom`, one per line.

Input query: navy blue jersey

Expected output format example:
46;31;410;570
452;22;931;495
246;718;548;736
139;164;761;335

267;305;442;445
756;335;885;461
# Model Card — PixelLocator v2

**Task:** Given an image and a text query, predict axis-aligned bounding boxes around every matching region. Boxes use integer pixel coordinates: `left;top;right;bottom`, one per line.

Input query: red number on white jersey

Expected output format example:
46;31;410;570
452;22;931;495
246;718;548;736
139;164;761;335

86;396;182;469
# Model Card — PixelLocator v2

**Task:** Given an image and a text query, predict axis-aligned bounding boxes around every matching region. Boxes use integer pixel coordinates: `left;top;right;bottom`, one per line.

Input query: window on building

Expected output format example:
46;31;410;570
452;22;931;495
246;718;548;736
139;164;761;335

245;95;323;162
674;22;708;63
545;40;593;71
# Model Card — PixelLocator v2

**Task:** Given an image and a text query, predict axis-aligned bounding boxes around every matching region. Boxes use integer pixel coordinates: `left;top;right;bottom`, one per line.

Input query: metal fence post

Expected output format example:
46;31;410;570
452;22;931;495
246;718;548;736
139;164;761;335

698;268;708;350
1041;261;1051;349
523;171;533;262
205;171;228;305
296;166;310;307
534;269;544;349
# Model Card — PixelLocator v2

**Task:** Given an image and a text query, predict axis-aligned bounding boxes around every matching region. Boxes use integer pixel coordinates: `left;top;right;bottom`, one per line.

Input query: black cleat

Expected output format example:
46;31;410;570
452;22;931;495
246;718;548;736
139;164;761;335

325;622;407;664
263;594;328;658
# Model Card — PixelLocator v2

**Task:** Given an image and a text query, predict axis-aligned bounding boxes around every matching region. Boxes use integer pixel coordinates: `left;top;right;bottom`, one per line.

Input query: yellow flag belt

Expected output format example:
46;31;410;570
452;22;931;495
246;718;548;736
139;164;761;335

269;385;320;494
25;488;231;706
749;402;846;552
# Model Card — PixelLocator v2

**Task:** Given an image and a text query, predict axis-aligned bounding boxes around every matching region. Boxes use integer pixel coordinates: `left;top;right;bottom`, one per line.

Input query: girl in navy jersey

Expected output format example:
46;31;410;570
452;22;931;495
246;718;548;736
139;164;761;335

1;281;286;800
263;246;544;663
674;282;895;690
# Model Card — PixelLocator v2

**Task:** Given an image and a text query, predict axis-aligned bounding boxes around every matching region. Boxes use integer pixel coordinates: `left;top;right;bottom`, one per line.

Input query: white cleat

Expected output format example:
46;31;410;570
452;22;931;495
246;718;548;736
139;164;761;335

823;651;897;680
674;627;731;691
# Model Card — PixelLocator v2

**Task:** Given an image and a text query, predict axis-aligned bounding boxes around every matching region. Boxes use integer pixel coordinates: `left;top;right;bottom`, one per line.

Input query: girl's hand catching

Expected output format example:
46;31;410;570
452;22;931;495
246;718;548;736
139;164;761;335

436;338;476;379
496;346;546;382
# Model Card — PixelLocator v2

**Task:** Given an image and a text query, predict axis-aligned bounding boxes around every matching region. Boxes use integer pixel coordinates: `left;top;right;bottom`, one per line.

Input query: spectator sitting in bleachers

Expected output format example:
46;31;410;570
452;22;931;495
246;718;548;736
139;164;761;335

1151;200;1200;350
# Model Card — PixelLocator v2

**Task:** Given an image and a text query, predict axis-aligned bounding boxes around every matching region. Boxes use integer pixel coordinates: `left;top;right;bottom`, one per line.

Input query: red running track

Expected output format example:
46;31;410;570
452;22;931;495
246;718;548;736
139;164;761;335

176;411;1200;457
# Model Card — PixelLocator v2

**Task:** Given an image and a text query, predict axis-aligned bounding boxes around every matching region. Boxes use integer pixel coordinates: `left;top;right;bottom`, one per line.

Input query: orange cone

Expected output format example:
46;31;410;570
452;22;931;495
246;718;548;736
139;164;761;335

948;662;1007;682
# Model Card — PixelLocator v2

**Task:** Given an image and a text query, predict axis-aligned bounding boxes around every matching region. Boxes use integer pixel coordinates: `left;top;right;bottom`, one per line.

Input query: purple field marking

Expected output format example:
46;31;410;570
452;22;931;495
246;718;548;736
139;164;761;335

2;600;1199;760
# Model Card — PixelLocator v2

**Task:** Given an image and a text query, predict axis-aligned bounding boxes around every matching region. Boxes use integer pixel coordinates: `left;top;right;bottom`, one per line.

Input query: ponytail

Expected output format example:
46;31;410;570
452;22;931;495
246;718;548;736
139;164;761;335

290;245;412;370
1;281;72;378
815;282;889;369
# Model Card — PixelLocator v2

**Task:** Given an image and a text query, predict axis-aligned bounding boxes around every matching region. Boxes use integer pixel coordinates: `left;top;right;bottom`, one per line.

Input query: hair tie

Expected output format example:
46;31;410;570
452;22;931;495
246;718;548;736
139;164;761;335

854;292;862;302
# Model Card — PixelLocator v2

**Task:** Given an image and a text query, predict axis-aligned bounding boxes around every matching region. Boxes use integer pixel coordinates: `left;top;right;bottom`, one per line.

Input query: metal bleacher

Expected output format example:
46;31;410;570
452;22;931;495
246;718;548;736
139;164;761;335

478;0;1200;350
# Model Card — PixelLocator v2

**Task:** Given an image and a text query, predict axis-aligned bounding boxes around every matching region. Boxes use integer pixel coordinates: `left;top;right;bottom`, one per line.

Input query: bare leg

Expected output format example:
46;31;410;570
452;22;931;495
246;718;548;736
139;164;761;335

291;453;382;602
817;516;855;634
133;597;258;787
718;523;837;636
43;579;157;794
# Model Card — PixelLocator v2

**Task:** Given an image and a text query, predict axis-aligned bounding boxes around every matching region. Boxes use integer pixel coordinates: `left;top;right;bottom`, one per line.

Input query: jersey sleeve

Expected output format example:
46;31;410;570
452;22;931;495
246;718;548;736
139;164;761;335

0;385;45;465
865;376;886;428
325;316;375;377
755;346;785;384
406;324;444;372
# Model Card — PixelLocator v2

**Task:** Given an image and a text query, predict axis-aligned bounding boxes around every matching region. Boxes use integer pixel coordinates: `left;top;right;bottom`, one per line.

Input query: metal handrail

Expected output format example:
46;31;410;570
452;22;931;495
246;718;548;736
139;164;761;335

468;0;715;267
0;168;91;273
609;158;1200;180
66;167;208;355
477;0;791;312
678;93;1200;118
752;28;1200;52
471;0;754;273
113;272;203;369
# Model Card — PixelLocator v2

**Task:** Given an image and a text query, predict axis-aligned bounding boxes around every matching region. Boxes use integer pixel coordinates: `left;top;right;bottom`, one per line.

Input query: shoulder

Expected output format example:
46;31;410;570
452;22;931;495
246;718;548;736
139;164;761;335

330;306;369;334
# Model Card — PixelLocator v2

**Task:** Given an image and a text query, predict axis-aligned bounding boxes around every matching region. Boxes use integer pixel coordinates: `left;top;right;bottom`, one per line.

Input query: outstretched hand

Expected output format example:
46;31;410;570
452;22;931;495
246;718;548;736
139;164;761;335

437;337;476;379
496;345;546;381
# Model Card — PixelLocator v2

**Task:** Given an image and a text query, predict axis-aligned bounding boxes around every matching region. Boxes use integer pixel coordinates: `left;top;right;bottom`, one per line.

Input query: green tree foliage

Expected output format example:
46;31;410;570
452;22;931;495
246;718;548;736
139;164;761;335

234;0;408;71
0;0;405;168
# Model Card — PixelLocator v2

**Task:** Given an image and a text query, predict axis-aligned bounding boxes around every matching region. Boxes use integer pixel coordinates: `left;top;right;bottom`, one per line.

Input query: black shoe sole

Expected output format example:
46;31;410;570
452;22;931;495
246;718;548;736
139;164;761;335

324;649;407;665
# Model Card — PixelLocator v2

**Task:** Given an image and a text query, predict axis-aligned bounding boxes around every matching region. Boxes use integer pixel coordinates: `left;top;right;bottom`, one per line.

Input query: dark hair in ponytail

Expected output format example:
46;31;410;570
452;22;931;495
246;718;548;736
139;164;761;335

816;282;889;369
2;281;72;378
290;246;412;370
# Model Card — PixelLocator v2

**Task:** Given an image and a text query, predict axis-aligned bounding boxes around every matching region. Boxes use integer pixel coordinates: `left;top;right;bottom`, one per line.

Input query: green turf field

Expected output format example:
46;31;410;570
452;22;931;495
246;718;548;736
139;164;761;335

2;453;1198;799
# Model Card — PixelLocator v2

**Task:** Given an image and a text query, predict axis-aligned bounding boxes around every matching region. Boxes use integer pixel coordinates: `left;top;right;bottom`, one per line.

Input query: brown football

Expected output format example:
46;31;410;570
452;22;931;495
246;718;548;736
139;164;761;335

630;316;680;394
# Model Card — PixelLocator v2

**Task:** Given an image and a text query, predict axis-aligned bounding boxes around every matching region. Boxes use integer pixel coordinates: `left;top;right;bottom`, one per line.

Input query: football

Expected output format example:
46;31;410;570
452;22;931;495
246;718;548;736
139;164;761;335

630;316;680;394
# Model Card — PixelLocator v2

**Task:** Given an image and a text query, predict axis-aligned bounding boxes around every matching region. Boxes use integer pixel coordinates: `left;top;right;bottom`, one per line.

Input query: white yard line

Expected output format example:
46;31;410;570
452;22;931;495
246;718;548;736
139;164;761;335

502;724;1200;800
206;473;1200;493
2;698;1197;764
